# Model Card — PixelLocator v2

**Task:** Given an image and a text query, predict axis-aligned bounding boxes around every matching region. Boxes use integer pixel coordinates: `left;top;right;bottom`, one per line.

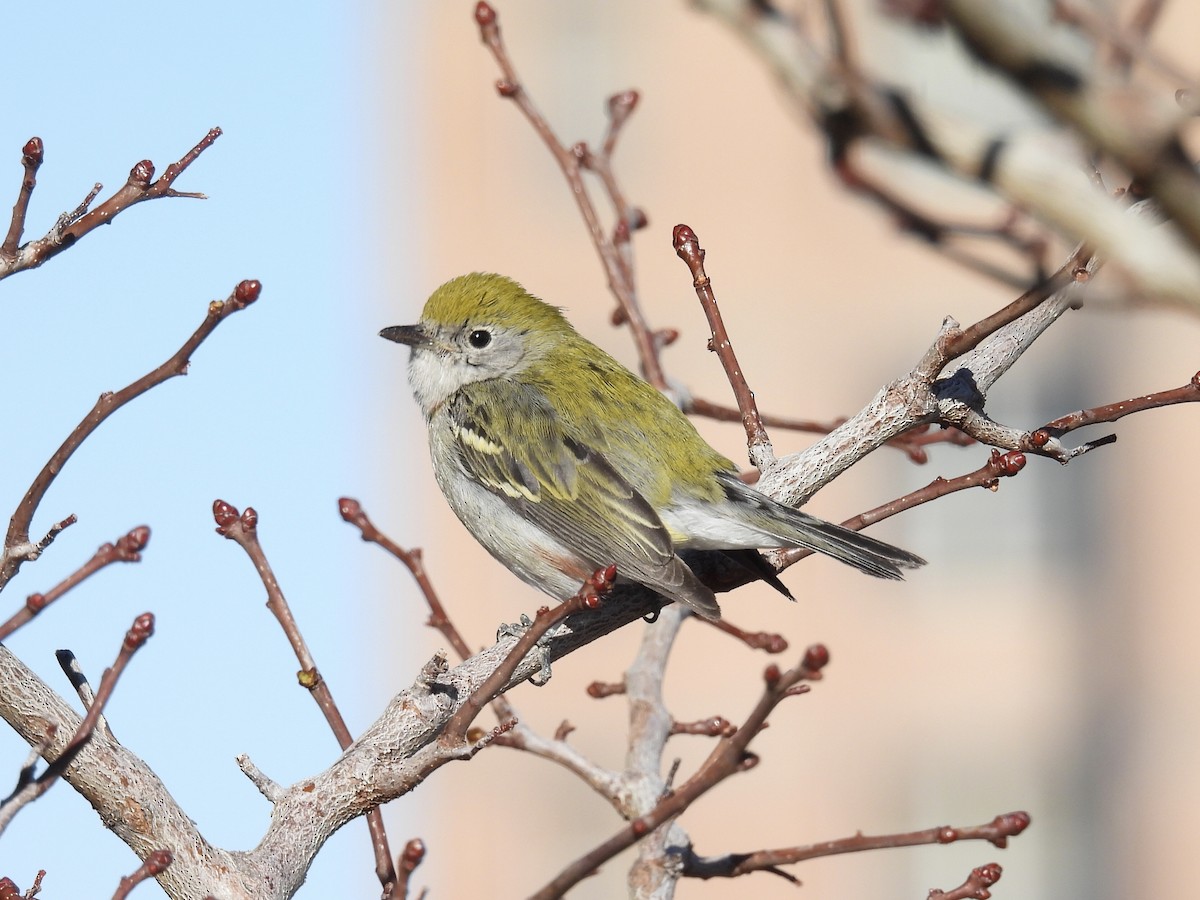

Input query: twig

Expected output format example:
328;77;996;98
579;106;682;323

704;619;789;653
0;279;260;593
395;839;426;900
775;449;1026;569
442;566;613;745
0;128;221;279
936;248;1089;364
683;813;1026;881
928;861;1005;900
528;653;827;899
1;139;43;258
0;614;154;836
1035;371;1200;439
673;224;774;469
0;872;44;900
338;498;472;661
111;850;173;900
213;500;397;891
0;526;149;641
474;2;668;388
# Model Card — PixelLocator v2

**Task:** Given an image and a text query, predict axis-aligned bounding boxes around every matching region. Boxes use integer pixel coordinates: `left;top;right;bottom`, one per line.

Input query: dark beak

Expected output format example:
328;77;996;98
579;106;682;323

380;324;427;347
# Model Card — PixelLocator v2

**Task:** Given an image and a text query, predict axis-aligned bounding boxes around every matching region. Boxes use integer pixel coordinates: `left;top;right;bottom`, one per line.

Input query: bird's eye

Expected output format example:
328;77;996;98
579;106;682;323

468;329;492;349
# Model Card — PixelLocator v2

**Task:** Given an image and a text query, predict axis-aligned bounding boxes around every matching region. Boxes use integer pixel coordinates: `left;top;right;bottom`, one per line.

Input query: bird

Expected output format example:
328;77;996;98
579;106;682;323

381;272;924;620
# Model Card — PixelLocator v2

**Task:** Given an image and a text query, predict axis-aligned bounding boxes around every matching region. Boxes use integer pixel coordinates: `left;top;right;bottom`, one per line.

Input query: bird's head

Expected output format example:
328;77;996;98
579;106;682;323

380;272;570;417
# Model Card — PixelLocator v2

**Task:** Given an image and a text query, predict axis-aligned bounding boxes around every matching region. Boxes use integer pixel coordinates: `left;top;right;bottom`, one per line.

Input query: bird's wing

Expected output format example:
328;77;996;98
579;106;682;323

445;382;718;617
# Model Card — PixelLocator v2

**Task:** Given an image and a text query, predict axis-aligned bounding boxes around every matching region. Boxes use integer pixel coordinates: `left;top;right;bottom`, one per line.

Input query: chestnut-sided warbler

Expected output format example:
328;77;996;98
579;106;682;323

381;273;923;620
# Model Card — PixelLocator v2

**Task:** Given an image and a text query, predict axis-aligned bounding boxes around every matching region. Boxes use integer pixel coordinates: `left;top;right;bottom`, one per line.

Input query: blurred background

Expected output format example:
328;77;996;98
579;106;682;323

1;2;1198;897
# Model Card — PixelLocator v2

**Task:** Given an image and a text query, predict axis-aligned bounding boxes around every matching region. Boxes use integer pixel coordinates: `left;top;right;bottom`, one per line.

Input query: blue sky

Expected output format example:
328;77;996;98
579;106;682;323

0;3;416;894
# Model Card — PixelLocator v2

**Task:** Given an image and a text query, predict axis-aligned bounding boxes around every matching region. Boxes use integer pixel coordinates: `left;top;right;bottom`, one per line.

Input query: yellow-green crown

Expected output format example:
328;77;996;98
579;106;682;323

422;273;571;334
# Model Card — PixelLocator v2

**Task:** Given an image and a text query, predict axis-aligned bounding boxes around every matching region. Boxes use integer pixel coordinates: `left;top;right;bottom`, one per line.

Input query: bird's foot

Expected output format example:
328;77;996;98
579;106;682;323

496;614;554;686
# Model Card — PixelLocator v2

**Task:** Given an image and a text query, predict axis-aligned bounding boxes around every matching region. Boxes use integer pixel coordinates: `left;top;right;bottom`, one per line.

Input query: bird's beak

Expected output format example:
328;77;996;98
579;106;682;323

379;324;428;347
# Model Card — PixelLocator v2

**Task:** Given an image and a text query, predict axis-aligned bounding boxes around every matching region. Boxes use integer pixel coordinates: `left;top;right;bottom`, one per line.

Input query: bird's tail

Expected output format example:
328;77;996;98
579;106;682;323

717;473;926;579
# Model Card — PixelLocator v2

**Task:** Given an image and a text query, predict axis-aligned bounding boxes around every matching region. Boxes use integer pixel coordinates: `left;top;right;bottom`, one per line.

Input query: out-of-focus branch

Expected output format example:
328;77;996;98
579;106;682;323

0;526;149;641
394;839;425;900
929;861;1005;900
0;128;221;280
942;1;1200;253
214;500;397;894
0;279;260;593
695;0;1200;311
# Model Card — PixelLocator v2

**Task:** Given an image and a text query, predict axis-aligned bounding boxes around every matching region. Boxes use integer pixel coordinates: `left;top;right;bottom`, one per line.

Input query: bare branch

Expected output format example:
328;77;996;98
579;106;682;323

474;1;668;387
338;498;472;661
0;526;149;641
1;279;260;592
673;224;775;469
928;861;1005;900
0;128;221;280
213;499;397;892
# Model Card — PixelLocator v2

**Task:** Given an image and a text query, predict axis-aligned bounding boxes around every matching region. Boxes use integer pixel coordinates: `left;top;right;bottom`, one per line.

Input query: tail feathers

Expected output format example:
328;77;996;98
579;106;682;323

716;473;926;580
721;549;796;600
781;516;925;580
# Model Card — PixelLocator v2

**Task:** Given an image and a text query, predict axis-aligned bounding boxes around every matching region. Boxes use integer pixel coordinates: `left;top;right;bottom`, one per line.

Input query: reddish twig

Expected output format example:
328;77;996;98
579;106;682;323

528;652;827;899
1;139;43;258
673;224;774;469
0;613;154;836
338;498;471;661
213;500;396;892
111;850;173;900
474;2;668;388
776;449;1026;570
394;838;426;900
577;90;651;335
671;716;736;737
0;279;260;593
683;813;1026;881
0;128;221;279
0;871;44;900
585;679;626;699
339;498;521;728
705;618;789;654
929;861;1005;900
1035;371;1200;439
0;526;149;641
